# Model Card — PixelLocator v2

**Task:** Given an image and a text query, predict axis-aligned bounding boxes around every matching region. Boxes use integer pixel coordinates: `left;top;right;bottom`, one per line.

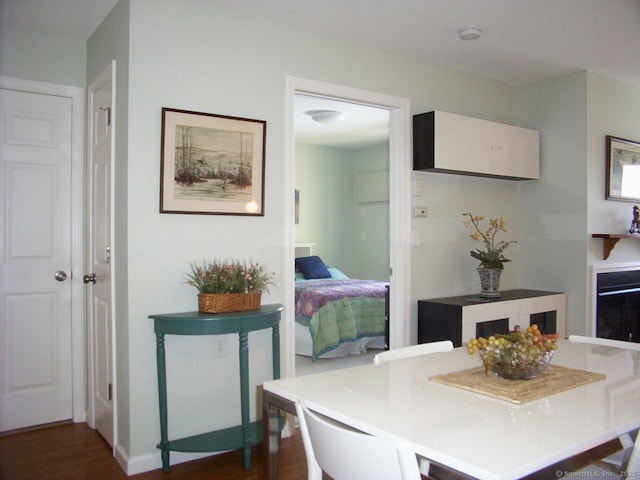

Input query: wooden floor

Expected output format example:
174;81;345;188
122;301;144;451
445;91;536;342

1;421;610;480
0;422;309;480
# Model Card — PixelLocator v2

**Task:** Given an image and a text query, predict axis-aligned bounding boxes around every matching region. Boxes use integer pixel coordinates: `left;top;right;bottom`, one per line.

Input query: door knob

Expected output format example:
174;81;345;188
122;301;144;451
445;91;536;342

55;271;68;282
83;273;97;284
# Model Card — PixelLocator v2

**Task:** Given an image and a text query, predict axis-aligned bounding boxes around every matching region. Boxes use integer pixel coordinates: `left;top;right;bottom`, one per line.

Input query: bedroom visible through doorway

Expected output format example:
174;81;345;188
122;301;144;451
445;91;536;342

285;77;411;380
293;93;391;375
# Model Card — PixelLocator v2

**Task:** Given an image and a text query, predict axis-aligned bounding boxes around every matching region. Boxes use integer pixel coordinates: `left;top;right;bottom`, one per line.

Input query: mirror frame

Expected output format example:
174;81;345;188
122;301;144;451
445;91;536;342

606;135;640;203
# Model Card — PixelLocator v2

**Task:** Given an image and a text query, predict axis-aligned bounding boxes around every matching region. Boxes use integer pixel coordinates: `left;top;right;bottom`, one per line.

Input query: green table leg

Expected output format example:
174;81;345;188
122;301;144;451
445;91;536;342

239;331;251;470
155;333;170;472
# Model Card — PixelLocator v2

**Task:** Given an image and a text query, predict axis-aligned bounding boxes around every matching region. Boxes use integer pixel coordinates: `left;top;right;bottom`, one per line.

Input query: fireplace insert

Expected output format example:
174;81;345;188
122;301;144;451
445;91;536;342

597;270;640;342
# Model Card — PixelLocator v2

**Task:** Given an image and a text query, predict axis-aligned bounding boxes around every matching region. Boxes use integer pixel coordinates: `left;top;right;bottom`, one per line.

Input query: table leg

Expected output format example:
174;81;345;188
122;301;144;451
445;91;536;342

262;391;296;480
155;333;170;472
272;323;280;380
263;392;281;480
239;331;251;470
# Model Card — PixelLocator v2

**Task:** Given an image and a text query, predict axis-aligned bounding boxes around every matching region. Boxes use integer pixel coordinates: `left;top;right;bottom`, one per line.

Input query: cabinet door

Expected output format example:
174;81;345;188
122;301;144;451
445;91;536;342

518;294;566;338
496;124;539;179
428;111;539;180
435;112;494;175
461;300;520;344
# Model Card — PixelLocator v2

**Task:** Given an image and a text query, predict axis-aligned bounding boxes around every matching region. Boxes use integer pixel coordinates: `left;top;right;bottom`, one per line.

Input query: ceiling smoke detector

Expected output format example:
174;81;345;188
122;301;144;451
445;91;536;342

458;27;482;41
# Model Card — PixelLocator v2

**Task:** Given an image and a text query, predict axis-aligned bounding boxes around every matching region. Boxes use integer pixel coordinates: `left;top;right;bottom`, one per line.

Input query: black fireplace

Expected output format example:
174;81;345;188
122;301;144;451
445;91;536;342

597;270;640;342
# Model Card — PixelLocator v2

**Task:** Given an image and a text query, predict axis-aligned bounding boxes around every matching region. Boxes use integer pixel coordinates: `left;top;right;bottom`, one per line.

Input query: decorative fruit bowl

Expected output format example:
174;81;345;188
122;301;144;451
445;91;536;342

467;325;559;380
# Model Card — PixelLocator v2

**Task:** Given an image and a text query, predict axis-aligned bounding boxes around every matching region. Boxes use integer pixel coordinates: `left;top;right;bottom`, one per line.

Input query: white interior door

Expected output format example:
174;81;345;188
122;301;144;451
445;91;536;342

87;62;115;447
0;87;73;432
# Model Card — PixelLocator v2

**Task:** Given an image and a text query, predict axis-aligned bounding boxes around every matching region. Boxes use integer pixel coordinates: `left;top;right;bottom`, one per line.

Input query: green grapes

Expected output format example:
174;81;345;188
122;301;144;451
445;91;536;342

466;324;560;380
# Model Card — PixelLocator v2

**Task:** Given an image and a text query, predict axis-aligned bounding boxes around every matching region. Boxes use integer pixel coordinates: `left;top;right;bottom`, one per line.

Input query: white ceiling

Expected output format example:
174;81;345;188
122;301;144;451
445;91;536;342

212;0;640;88
295;95;390;149
3;0;638;148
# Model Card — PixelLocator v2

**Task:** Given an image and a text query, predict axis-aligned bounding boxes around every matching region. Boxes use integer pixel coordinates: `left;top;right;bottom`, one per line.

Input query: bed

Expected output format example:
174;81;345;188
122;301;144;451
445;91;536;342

294;255;388;360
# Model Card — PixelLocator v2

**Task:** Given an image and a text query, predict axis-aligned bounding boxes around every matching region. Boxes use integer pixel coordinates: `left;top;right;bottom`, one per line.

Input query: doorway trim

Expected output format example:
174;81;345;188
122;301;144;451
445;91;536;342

0;75;86;422
284;76;412;377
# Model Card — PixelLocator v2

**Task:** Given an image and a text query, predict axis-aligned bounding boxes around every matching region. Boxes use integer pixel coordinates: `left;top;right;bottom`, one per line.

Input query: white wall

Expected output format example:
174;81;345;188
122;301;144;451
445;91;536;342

87;0;132;457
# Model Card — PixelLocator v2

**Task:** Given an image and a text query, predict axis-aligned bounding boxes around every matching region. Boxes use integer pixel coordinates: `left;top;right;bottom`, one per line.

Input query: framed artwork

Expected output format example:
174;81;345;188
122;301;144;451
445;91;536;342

606;135;640;203
160;108;266;215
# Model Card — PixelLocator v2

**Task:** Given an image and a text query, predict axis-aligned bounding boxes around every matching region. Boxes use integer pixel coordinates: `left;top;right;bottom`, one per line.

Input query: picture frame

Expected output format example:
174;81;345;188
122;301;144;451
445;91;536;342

160;108;266;215
606;135;640;203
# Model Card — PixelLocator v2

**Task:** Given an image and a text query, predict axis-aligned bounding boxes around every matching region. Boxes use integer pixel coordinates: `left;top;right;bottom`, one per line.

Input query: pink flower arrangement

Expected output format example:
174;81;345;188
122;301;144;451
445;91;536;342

187;259;274;294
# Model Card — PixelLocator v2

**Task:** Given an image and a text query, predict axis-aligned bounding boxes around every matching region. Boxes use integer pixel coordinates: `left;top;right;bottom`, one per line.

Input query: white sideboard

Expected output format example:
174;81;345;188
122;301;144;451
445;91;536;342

418;290;566;347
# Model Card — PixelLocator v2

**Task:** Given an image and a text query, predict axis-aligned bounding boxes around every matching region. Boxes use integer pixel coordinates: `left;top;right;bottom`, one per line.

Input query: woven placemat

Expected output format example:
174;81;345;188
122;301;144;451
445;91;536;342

430;365;606;404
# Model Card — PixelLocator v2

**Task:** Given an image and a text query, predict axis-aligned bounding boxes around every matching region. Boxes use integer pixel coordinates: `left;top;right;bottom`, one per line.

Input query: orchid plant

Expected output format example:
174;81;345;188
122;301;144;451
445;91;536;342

462;212;516;269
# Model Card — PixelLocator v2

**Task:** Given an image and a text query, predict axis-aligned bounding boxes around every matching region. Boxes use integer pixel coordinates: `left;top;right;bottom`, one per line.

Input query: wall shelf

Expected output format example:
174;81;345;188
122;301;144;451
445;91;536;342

592;234;640;260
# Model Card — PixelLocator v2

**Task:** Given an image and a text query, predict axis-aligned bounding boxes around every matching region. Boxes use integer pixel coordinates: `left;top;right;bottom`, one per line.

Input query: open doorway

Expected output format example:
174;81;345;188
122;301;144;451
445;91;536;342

284;77;411;378
294;95;391;375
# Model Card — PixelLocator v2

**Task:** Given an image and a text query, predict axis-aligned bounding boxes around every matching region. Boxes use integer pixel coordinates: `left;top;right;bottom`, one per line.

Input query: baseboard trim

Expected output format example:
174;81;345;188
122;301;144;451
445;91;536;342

123;448;225;475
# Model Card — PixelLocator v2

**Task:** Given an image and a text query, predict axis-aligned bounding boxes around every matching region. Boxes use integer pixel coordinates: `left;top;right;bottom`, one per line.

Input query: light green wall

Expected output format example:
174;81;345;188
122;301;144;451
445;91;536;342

0;24;87;86
518;72;589;336
295;142;390;281
587;72;640;256
519;72;640;337
352;143;390;281
295;144;356;271
115;0;519;467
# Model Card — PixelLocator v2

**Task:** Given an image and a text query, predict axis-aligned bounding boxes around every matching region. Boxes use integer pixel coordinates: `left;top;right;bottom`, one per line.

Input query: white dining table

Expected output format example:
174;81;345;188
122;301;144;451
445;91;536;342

262;340;640;480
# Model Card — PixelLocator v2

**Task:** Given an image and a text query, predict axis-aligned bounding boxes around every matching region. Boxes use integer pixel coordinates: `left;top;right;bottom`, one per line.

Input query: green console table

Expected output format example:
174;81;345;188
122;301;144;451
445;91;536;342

150;303;283;472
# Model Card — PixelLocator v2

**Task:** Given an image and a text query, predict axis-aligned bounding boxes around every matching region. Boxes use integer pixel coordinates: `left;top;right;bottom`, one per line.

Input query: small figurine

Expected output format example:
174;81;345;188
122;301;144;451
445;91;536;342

629;206;640;234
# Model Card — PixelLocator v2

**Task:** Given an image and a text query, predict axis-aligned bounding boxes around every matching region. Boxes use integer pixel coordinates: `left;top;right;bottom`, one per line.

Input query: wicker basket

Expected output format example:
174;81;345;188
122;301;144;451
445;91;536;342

198;292;262;313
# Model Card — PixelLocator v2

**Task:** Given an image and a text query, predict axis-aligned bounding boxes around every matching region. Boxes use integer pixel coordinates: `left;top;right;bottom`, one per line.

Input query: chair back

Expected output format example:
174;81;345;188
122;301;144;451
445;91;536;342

373;340;454;365
569;335;640;476
568;335;640;351
626;431;640;474
295;400;421;480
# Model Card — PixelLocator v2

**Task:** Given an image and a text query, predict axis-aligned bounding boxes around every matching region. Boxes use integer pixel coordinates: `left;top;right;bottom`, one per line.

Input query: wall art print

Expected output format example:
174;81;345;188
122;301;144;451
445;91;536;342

160;108;266;215
606;135;640;203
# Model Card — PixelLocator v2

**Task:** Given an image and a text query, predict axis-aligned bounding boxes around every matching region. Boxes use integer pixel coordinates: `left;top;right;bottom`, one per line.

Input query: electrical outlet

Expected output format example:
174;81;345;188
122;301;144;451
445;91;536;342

414;206;428;217
213;336;227;358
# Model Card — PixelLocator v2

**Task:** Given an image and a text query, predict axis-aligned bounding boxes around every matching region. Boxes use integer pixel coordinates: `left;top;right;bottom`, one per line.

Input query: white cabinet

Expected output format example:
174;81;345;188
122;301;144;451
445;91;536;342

413;111;540;180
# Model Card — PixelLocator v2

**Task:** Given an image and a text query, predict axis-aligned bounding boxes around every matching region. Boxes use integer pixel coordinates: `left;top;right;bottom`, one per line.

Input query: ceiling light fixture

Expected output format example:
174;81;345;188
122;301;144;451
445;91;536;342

458;27;482;41
307;110;344;124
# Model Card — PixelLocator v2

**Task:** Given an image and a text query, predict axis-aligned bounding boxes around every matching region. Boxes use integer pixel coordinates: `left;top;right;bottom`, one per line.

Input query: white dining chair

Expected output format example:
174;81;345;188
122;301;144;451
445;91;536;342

295;400;422;480
373;340;454;366
569;335;640;475
372;339;453;477
568;334;640;351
